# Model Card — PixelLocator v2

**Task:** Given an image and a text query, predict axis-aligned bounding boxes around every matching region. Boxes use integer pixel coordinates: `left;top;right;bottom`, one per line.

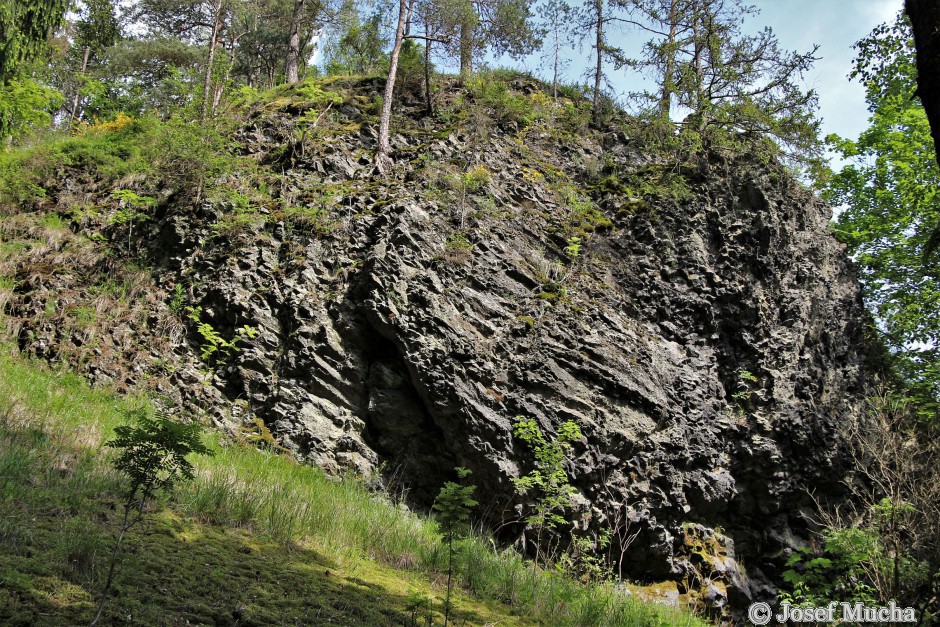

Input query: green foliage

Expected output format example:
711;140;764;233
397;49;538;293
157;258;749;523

780;527;879;607
565;236;582;259
824;13;940;406
0;345;706;626
636;0;823;168
433;467;478;626
556;530;613;584
731;368;759;408
0;0;69;83
168;282;186;315
107;410;212;505
94;408;212;624
444;231;473;264
512;417;582;565
185;306;258;367
323;0;387;76
467;73;540;127
109;188;156;254
295;81;345;107
0;78;64;141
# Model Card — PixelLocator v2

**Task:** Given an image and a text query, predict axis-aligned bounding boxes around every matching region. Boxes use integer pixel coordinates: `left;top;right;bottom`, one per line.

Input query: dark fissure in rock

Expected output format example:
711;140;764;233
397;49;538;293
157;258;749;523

360;330;455;504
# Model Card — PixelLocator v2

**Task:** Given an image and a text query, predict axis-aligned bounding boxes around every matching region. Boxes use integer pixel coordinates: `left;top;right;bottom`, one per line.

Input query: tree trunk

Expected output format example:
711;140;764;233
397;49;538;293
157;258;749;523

425;33;433;115
659;0;677;117
69;45;91;126
552;20;560;101
285;0;305;84
202;0;224;122
213;38;238;111
459;17;474;83
592;0;604;126
377;0;412;173
906;0;940;171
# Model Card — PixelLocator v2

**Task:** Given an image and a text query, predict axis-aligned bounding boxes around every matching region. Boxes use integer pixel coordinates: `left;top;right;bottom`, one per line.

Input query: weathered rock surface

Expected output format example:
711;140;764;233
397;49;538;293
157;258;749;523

4;79;881;612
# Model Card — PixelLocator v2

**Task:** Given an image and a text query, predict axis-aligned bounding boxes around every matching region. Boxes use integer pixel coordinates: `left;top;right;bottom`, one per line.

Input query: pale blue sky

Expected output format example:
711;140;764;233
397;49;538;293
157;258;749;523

745;0;903;141
503;0;905;146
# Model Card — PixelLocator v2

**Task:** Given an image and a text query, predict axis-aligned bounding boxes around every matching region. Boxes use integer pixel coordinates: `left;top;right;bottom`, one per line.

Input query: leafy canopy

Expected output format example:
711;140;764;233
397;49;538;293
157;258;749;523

824;12;940;406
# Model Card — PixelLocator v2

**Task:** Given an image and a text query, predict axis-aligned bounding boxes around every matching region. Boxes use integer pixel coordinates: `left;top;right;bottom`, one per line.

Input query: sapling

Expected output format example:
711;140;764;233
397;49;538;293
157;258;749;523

511;417;582;567
432;467;478;627
90;408;212;626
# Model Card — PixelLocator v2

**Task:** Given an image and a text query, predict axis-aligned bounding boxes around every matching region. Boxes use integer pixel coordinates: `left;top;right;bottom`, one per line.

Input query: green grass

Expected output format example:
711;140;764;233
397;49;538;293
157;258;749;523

0;344;707;625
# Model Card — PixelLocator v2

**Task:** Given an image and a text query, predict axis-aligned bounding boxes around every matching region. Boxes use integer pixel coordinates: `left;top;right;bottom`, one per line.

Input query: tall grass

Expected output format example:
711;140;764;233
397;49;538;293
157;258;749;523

0;344;706;626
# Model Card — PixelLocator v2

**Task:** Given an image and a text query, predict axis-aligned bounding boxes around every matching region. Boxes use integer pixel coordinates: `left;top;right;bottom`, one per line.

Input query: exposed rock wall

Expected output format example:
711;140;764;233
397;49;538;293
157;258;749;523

5;81;881;610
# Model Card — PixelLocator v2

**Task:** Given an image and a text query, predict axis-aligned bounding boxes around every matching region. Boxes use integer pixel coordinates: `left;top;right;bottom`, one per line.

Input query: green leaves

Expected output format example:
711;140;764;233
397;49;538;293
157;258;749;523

0;0;69;84
511;417;581;534
433;467;478;540
107;409;213;503
0;78;63;140
824;12;940;406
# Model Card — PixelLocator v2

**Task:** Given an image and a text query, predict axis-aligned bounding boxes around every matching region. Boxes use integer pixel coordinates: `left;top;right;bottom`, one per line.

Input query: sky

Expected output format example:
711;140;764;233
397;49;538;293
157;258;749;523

498;0;906;147
744;0;903;142
313;0;905;150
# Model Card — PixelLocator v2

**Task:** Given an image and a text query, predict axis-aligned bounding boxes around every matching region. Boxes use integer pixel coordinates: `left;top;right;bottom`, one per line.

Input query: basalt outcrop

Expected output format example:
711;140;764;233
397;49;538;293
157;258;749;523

4;77;881;612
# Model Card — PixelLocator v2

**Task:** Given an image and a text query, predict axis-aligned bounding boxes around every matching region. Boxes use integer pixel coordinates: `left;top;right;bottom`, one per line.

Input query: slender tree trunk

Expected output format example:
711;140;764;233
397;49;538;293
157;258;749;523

69;46;91;126
552;21;560;101
285;0;305;84
202;0;224;122
659;0;677;117
424;33;433;115
592;0;604;126
459;18;474;83
376;0;412;173
213;39;238;111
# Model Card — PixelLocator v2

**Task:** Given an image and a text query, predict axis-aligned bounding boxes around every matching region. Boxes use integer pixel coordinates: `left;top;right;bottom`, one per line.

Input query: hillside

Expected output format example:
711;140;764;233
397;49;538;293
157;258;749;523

0;342;707;625
0;72;882;620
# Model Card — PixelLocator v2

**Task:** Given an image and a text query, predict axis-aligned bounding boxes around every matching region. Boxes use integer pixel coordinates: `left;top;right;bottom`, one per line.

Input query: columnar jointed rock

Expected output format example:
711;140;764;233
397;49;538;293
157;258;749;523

7;80;881;612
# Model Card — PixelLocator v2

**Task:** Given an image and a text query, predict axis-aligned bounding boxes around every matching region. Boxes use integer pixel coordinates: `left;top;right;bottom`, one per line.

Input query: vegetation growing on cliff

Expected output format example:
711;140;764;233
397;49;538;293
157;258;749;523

3;0;940;623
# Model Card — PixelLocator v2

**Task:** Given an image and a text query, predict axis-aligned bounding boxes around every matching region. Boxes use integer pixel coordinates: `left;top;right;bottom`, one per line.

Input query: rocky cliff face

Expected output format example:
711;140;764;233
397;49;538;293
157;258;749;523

3;77;880;611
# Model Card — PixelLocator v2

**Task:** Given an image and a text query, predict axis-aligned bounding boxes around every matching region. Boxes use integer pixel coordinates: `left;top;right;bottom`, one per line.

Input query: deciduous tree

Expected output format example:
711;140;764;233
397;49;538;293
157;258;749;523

825;13;940;404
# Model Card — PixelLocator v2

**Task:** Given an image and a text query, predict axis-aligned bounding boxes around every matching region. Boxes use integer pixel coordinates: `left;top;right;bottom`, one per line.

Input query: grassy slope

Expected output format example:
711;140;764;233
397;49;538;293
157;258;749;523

0;344;706;626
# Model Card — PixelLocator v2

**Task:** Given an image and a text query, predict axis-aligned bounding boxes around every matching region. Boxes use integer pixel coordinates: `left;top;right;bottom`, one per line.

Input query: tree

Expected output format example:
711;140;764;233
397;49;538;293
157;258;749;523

578;0;630;125
625;0;820;165
449;0;540;82
432;467;478;627
284;0;306;83
511;417;582;567
825;12;940;405
627;0;695;117
537;0;574;101
0;0;68;140
408;0;462;114
0;0;69;84
66;0;121;124
672;0;820;162
322;0;388;76
376;0;413;174
91;410;212;626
